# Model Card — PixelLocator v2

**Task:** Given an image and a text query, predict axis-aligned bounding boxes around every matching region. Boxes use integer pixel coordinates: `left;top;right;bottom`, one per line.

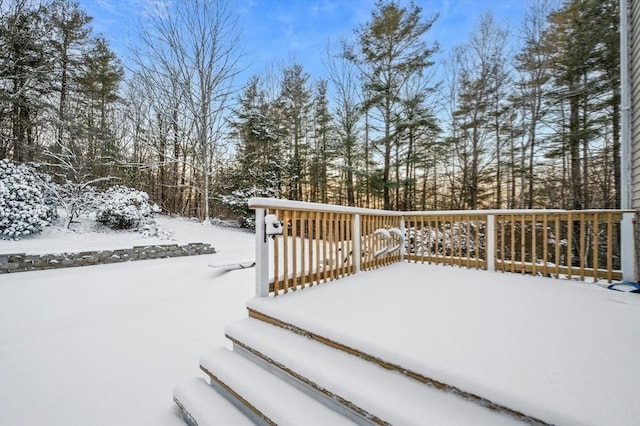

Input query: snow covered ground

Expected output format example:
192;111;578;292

0;216;255;425
1;215;639;425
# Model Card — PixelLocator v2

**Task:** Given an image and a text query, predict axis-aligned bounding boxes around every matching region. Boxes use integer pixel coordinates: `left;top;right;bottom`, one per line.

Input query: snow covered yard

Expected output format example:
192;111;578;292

0;217;255;425
2;214;639;425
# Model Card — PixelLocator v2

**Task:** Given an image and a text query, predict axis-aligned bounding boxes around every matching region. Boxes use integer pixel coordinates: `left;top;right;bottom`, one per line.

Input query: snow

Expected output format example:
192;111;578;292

200;347;357;425
248;196;572;216
247;263;640;426
173;377;253;426
0;215;249;256
1;214;638;425
225;318;522;425
0;217;254;426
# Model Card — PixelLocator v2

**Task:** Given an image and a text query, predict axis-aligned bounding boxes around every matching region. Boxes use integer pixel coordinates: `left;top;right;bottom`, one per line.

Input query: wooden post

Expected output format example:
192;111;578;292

255;208;269;297
486;214;495;271
621;212;636;282
353;214;361;274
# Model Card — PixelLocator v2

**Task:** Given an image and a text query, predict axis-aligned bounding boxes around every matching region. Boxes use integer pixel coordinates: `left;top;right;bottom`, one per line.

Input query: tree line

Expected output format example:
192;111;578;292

0;0;621;224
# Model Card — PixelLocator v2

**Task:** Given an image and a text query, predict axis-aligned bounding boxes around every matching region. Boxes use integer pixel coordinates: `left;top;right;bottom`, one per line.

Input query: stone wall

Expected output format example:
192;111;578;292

0;243;215;274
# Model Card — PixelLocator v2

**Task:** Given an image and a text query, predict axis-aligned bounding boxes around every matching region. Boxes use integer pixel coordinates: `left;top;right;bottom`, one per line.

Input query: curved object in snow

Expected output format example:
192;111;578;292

373;228;405;258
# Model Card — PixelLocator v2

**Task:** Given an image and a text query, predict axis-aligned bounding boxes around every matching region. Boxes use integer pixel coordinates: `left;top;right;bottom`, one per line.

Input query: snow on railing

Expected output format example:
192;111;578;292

249;198;636;297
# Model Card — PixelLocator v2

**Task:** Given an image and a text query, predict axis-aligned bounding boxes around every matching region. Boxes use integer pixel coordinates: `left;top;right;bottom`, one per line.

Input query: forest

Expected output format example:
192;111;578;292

0;0;622;225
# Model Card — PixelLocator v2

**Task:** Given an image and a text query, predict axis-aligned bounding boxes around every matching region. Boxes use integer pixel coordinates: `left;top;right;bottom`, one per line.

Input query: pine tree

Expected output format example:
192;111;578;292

310;79;332;203
76;36;124;177
543;0;606;210
350;0;438;210
48;0;93;147
279;63;311;201
0;0;51;161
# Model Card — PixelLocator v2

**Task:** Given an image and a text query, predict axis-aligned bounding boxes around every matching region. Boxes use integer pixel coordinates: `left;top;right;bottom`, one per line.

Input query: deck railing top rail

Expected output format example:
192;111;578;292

249;197;634;217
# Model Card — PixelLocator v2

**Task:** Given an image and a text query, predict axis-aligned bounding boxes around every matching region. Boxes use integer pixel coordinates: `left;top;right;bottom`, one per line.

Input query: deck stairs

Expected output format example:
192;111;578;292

173;307;542;426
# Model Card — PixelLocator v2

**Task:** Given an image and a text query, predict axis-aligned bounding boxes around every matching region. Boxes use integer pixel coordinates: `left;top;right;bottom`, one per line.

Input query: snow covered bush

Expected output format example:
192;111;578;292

0;159;56;239
96;185;161;230
138;220;173;239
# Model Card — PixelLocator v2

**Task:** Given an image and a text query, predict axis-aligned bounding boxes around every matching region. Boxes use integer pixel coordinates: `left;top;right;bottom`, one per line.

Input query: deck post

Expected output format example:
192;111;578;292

353;214;361;274
255;208;269;297
486;214;496;271
621;212;636;282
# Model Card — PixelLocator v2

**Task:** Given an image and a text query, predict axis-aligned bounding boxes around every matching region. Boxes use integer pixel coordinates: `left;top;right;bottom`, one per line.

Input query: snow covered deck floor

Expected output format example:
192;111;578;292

245;263;640;426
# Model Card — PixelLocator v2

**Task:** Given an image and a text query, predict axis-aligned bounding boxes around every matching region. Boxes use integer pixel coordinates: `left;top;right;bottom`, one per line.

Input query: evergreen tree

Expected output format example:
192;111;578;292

48;0;93;146
310;79;332;203
543;0;607;210
0;0;51;161
278;63;311;201
76;36;124;177
350;0;438;209
230;76;285;196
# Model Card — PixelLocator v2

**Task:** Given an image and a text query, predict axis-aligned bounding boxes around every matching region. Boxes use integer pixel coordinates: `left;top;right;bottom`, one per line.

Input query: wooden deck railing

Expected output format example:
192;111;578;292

249;198;636;297
404;213;488;269
493;212;624;282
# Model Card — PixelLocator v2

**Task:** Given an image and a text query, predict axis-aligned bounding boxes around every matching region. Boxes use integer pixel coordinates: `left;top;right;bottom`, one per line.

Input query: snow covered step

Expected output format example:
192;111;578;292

225;318;526;426
173;377;253;426
199;346;357;426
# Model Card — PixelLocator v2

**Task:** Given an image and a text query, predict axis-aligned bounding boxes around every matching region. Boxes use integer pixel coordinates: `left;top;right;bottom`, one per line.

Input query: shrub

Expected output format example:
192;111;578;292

96;185;160;230
0;159;55;239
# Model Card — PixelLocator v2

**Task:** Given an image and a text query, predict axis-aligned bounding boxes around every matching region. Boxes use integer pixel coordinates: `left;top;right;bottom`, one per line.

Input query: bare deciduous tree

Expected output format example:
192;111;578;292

131;0;242;222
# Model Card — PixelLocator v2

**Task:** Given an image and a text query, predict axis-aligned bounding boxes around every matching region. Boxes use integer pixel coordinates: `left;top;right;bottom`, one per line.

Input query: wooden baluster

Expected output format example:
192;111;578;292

555;216;560;279
312;211;322;285
420;216;425;264
510;215;516;273
322;212;328;283
567;213;573;280
345;214;352;274
338;214;343;276
606;213;613;283
300;212;307;288
306;213;312;287
452;215;459;267
291;211;298;291
592;213;599;283
433;215;439;264
273;210;280;296
330;212;337;280
476;216;481;269
499;216;505;272
375;215;381;269
282;211;290;293
466;215;471;269
531;214;536;277
579;213;585;281
542;213;548;278
520;215;526;274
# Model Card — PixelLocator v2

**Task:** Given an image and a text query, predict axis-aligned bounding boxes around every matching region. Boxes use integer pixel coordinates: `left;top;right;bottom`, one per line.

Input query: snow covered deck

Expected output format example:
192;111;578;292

245;262;640;425
174;200;638;425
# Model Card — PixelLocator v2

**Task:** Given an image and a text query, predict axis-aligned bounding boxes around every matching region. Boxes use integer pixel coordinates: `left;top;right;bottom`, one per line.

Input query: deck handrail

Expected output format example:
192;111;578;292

249;198;633;216
250;198;636;297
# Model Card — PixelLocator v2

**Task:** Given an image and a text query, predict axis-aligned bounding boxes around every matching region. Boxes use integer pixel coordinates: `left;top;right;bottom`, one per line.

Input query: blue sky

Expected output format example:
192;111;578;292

81;0;526;83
